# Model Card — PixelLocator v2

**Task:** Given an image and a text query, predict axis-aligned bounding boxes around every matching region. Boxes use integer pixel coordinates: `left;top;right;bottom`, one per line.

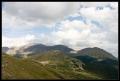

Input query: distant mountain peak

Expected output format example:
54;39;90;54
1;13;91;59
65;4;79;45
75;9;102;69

2;44;117;61
77;47;117;60
2;43;74;56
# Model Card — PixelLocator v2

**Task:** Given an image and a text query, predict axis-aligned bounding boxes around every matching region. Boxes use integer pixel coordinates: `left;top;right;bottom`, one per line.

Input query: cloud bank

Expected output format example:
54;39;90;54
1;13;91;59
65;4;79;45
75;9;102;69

3;2;80;27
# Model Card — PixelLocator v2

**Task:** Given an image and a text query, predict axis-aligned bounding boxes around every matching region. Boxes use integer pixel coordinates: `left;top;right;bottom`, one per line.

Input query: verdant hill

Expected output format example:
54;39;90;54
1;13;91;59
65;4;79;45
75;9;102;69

2;54;62;79
2;46;118;80
2;52;102;80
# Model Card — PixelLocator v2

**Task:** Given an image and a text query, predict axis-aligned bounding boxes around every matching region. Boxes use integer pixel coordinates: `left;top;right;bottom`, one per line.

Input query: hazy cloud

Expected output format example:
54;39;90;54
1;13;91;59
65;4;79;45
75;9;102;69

3;2;80;27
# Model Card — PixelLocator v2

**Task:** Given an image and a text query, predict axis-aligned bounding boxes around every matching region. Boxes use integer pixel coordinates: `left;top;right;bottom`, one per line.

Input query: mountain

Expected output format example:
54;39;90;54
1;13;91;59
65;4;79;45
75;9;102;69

49;45;74;53
3;44;74;57
2;44;116;60
2;44;118;80
22;44;73;54
77;47;117;60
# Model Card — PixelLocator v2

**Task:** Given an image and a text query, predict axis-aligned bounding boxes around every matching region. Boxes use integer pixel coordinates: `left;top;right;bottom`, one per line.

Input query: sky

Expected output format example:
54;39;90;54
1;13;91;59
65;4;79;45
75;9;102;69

2;2;118;57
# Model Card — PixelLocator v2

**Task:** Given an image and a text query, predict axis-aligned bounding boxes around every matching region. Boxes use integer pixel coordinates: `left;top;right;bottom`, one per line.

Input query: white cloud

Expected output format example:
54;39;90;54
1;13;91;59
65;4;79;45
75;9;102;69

2;11;36;29
49;7;118;56
79;2;118;21
2;2;80;27
79;7;110;20
2;34;36;47
51;20;102;49
79;2;118;8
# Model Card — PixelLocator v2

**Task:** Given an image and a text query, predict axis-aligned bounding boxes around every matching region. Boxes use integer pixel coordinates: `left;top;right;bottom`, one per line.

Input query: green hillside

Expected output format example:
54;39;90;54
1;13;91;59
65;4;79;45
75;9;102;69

2;52;102;80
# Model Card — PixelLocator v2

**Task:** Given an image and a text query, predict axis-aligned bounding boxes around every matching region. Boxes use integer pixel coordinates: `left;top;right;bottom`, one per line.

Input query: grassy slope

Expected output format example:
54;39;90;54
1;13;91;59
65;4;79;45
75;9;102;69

2;52;102;80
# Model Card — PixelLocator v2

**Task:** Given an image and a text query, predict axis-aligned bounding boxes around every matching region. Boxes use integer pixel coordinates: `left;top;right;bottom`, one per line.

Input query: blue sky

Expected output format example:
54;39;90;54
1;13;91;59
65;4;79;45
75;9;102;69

2;2;118;57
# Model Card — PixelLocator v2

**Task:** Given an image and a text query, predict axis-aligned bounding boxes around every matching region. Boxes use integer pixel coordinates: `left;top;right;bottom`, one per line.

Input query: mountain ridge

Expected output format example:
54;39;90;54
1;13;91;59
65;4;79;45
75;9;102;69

2;43;118;80
2;43;117;61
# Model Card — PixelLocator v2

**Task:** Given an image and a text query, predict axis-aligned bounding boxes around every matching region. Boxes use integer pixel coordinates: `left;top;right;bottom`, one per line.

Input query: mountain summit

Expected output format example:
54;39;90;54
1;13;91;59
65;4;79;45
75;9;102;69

2;43;74;56
77;47;117;60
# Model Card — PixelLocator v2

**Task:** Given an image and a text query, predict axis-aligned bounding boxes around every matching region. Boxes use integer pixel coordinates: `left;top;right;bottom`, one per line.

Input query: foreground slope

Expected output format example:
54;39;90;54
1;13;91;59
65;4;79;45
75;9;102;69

2;51;102;80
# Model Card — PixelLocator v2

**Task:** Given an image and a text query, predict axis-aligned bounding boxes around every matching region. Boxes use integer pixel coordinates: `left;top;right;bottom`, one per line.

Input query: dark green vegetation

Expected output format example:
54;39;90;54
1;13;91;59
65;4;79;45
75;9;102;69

2;46;119;80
